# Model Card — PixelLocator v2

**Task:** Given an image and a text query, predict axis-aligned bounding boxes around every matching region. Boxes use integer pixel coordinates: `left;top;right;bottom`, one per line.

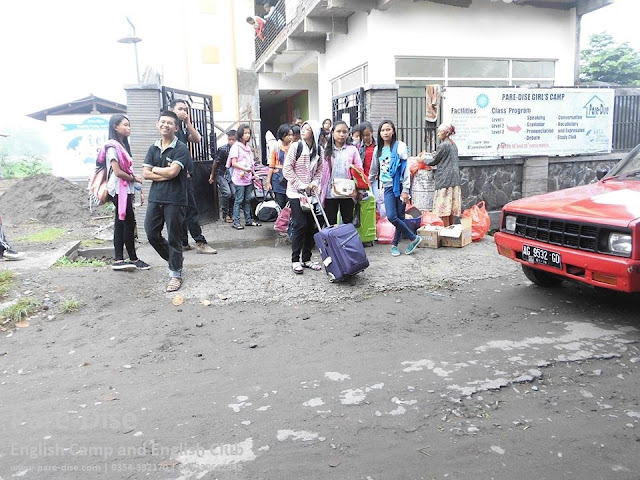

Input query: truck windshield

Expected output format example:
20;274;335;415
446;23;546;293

605;145;640;180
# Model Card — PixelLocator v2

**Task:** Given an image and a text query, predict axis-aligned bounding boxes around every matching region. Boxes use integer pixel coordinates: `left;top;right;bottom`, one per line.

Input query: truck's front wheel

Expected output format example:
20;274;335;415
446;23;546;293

521;265;562;287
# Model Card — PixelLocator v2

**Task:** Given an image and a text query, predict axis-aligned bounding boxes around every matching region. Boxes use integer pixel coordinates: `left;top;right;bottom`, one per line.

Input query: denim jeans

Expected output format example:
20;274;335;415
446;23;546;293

384;187;416;246
144;202;185;278
216;173;235;217
233;184;253;225
183;176;206;245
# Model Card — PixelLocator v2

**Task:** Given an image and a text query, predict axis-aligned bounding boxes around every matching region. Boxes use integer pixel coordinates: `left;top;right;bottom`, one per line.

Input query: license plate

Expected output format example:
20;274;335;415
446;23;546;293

522;244;562;269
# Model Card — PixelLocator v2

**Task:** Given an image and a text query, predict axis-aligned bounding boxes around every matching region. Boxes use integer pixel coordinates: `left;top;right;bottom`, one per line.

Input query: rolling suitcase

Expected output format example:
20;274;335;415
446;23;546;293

309;194;370;283
355;193;376;247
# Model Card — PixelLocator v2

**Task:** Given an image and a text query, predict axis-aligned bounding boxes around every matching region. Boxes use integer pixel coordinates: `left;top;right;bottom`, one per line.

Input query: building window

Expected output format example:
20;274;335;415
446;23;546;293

395;57;555;95
331;64;368;97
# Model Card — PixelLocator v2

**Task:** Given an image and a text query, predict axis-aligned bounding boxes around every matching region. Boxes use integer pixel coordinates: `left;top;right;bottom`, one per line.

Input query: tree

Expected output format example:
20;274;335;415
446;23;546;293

581;33;640;86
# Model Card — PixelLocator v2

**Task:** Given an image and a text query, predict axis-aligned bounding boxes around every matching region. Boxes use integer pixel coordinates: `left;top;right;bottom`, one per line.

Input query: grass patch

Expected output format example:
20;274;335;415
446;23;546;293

54;256;106;268
60;299;82;314
0;270;14;298
80;239;107;247
0;296;39;323
18;228;66;243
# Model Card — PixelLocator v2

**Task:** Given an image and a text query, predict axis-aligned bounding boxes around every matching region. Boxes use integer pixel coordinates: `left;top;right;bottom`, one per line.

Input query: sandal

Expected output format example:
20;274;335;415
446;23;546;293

225;216;233;223
166;277;183;292
301;261;322;271
232;223;244;230
246;222;262;227
292;262;304;275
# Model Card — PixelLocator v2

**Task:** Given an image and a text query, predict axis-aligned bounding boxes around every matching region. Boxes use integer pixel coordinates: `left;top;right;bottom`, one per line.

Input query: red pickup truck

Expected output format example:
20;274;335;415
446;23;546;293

494;145;640;292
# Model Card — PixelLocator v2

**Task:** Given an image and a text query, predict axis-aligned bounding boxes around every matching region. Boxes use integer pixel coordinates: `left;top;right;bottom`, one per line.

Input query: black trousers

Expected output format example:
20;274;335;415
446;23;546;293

113;194;137;261
323;198;355;226
0;220;11;254
183;177;206;245
289;198;317;264
273;192;288;209
145;202;185;276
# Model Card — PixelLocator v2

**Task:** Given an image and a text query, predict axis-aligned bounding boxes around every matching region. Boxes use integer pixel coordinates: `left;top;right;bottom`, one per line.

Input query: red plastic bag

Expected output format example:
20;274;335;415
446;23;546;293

462;201;491;242
349;164;371;190
421;210;444;227
274;204;291;233
408;155;431;176
376;217;395;244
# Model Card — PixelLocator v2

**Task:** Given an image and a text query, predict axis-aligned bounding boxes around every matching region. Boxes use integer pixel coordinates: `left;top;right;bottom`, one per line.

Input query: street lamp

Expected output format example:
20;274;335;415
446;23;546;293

117;17;142;83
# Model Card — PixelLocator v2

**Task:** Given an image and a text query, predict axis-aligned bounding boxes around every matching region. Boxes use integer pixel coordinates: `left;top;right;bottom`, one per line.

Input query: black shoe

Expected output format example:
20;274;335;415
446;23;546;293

130;259;151;270
112;261;136;272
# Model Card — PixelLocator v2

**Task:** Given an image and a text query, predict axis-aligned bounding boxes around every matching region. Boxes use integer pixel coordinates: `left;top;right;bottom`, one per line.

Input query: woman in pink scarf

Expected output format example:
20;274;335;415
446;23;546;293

102;114;150;271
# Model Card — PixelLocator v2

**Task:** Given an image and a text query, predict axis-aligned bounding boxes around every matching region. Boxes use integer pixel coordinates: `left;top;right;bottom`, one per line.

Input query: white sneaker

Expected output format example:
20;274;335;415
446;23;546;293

2;248;24;261
196;243;217;254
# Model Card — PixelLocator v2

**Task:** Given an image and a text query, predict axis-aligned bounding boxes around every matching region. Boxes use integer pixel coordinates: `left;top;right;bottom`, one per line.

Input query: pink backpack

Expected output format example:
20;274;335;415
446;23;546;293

88;164;110;208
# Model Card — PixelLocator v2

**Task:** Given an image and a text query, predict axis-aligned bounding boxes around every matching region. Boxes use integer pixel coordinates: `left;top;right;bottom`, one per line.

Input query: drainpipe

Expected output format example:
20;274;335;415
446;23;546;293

574;10;582;86
230;0;240;119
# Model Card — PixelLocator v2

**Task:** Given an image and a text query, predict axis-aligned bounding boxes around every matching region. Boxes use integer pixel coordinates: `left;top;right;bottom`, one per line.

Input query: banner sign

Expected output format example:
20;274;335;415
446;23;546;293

48;115;110;177
440;88;614;157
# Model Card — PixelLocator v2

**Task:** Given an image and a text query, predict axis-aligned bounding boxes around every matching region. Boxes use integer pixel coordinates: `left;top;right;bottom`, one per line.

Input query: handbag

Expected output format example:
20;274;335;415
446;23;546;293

332;178;356;198
274;203;291;233
255;191;281;222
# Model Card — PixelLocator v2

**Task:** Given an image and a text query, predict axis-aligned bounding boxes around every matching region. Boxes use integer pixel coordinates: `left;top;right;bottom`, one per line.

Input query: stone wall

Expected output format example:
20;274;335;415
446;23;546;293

547;158;620;192
459;160;523;211
458;152;626;214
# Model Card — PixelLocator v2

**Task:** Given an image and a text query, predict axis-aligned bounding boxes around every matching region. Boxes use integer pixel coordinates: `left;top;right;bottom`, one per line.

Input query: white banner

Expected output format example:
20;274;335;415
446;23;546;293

47;114;111;178
440;88;614;157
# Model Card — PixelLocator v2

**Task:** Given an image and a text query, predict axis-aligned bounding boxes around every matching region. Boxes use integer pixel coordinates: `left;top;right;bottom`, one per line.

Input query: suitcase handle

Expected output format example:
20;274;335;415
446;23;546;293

303;192;330;231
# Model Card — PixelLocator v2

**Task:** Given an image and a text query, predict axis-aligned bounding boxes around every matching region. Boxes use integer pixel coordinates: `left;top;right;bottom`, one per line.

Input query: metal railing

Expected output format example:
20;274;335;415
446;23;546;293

613;94;640;151
332;88;365;130
398;96;437;155
161;86;216;161
254;0;287;60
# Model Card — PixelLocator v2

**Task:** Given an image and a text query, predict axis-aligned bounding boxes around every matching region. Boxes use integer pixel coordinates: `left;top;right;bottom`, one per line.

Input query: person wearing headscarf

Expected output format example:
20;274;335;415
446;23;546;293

427;123;461;227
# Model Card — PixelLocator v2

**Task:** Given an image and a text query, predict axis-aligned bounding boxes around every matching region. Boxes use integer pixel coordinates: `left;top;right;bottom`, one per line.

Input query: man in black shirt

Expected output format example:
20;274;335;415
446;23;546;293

142;110;193;293
169;99;216;254
208;130;237;223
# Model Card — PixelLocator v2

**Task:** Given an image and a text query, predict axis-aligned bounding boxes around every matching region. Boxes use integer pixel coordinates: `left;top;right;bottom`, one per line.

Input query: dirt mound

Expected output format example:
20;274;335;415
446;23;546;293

0;175;94;226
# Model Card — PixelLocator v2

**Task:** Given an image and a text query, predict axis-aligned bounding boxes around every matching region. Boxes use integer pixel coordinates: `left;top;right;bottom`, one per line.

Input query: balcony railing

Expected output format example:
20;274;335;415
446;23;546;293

254;0;287;60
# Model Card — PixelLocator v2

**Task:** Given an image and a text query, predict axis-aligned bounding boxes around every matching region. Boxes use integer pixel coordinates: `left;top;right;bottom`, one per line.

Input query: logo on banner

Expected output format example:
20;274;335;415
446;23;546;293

476;94;489;108
583;95;611;118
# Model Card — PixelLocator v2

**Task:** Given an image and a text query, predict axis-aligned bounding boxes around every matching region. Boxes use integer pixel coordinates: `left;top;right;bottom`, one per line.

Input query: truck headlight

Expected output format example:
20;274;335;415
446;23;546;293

505;215;516;232
609;233;632;255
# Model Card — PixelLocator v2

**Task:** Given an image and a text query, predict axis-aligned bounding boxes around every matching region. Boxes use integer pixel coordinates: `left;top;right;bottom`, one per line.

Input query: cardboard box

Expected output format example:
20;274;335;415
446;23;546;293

439;217;472;248
417;226;441;248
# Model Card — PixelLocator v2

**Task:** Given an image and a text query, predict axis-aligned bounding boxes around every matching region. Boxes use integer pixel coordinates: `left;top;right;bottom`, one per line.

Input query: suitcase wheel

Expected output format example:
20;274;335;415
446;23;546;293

363;241;374;247
328;272;336;283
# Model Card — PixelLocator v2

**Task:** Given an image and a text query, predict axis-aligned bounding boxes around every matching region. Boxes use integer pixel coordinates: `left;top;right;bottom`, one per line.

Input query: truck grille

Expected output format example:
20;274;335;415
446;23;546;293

512;215;601;252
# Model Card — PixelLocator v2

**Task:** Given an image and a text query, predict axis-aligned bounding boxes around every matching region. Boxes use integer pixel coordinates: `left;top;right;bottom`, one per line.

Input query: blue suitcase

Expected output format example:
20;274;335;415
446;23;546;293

309;195;370;283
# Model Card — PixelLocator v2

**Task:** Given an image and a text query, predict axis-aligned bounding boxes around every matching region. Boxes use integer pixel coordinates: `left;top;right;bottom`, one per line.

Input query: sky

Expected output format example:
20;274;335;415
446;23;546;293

0;0;638;122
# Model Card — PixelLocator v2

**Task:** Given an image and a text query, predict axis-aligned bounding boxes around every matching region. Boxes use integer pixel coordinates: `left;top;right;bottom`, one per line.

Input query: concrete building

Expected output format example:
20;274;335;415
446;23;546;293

253;0;613;147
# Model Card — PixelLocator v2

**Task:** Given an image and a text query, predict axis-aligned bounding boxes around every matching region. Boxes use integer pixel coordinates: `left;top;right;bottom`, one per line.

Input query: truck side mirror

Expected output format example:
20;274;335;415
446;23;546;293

596;167;609;180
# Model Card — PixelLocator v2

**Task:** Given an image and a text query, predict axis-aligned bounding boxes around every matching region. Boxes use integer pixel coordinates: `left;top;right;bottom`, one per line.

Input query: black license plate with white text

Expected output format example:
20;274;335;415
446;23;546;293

522;244;562;269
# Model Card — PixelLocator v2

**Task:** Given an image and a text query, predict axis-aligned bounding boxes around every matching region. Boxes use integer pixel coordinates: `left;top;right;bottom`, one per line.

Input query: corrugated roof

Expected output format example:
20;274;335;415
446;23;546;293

27;95;127;121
